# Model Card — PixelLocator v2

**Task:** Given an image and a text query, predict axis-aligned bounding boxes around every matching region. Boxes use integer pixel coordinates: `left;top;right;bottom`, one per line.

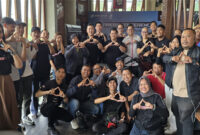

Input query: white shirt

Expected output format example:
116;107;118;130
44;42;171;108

9;41;21;81
21;39;37;77
122;34;141;66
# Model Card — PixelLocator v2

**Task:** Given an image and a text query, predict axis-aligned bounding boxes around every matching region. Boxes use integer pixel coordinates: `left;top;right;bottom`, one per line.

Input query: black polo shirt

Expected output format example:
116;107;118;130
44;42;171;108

154;37;170;48
120;77;139;98
103;40;126;70
31;42;51;80
49;46;65;68
40;79;67;106
137;38;154;54
0;49;14;75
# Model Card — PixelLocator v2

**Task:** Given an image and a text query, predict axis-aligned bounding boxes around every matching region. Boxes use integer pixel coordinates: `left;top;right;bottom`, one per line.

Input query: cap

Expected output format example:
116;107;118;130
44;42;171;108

31;27;40;33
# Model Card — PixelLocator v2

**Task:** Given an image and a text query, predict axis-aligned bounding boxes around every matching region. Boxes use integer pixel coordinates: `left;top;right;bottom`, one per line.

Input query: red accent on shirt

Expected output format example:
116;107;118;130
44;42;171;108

147;72;166;99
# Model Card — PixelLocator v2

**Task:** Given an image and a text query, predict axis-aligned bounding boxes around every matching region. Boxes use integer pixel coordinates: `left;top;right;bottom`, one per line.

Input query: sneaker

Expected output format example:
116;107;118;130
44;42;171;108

75;111;87;129
71;119;79;129
22;116;35;126
48;126;59;135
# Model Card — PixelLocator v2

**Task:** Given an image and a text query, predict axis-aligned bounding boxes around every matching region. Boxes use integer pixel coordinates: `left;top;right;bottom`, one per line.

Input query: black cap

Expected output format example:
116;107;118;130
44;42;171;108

15;20;27;26
1;17;16;25
31;27;40;33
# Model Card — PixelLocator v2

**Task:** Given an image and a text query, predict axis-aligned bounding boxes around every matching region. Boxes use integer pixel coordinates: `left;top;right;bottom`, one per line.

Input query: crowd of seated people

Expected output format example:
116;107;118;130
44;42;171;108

1;17;200;135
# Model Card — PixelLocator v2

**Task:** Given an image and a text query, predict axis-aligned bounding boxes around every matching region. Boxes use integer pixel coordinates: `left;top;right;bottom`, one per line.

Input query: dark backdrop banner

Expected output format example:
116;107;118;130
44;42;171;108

88;11;161;37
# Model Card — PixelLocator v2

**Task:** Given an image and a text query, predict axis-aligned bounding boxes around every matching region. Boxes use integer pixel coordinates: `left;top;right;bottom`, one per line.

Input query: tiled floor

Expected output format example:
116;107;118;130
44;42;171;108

1;115;200;135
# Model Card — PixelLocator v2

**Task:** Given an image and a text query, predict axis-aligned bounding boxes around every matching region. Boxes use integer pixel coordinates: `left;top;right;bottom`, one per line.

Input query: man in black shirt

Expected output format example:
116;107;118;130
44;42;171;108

66;65;99;118
30;27;54;119
102;27;127;71
120;68;139;122
92;77;127;135
82;24;104;66
35;66;73;135
94;21;107;45
150;24;170;49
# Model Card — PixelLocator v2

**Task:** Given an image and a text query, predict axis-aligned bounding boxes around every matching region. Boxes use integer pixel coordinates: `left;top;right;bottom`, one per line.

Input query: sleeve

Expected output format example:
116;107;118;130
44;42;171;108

92;72;104;86
129;95;138;117
120;41;126;48
80;47;89;57
153;95;169;120
40;81;51;91
64;45;75;58
119;82;125;96
66;77;79;97
137;41;143;49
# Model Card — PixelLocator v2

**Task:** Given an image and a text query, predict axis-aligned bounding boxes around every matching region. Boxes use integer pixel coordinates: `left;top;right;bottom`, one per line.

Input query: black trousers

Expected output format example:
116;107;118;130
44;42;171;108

20;75;33;119
14;80;21;106
30;77;48;115
41;103;73;127
92;119;127;135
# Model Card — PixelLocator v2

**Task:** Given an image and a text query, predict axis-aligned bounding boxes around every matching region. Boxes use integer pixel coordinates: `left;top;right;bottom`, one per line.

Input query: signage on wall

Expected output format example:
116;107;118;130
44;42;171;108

88;11;161;37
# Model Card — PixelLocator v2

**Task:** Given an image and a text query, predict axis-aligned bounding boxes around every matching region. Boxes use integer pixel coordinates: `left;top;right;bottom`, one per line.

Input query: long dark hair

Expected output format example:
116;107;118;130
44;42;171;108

0;23;6;43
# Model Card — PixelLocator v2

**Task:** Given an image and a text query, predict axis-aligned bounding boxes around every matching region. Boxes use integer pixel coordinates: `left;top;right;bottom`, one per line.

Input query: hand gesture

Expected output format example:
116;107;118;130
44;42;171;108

143;69;152;76
142;99;154;110
0;40;15;52
77;79;88;87
97;43;103;50
133;99;143;110
79;42;85;48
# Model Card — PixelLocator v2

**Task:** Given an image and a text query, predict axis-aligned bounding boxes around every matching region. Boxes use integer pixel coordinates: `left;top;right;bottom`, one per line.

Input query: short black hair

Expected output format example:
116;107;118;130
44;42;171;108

183;28;196;36
70;33;78;41
1;17;16;25
87;23;94;27
107;76;118;86
95;21;102;26
31;26;40;33
153;61;163;67
117;23;124;28
110;27;118;33
122;67;132;74
82;64;91;69
157;24;166;30
150;21;157;26
127;24;134;29
56;66;66;73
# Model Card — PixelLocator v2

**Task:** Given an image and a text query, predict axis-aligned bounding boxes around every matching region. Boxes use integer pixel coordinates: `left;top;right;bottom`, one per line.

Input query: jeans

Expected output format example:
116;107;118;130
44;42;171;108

41;103;73;127
20;75;33;120
30;78;48;115
171;95;194;135
67;98;99;117
130;124;149;135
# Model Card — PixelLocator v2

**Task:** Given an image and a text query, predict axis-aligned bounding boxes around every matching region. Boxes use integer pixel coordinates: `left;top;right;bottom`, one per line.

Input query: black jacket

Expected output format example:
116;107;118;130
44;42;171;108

66;75;97;102
64;45;89;75
129;93;169;132
163;45;200;106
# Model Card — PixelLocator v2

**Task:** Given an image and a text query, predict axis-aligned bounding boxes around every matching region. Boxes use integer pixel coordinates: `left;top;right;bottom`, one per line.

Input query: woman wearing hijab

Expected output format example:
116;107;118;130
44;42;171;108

129;76;169;135
0;23;22;130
